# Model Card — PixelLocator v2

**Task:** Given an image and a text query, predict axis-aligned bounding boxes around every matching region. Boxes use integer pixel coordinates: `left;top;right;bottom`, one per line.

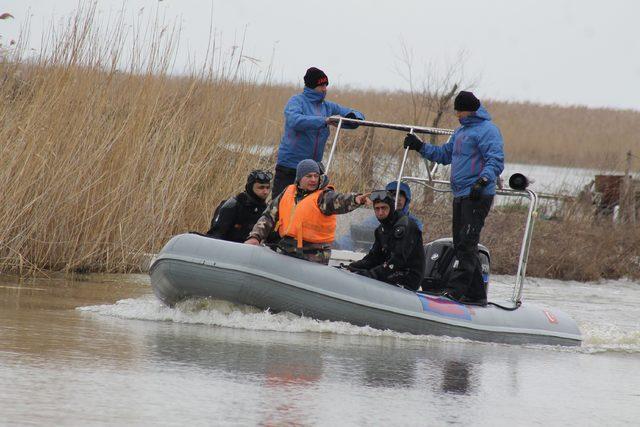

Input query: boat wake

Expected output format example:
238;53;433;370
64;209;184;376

78;292;640;353
577;322;640;354
77;295;471;344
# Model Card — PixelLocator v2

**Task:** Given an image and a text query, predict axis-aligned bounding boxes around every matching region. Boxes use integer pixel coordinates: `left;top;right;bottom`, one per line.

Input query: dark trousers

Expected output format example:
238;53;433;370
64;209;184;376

272;165;297;198
446;195;494;299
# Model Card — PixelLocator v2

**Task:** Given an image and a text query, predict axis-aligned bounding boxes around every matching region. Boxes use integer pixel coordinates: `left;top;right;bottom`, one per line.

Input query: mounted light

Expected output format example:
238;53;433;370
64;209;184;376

509;173;530;190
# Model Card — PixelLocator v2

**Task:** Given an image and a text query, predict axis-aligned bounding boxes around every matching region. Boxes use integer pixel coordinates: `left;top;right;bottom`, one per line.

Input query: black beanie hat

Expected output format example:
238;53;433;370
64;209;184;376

454;91;481;112
304;67;329;88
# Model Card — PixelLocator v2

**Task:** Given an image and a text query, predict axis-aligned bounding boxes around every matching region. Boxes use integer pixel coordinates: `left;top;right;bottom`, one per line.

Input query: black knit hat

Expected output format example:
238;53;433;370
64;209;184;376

454;91;481;112
304;67;329;88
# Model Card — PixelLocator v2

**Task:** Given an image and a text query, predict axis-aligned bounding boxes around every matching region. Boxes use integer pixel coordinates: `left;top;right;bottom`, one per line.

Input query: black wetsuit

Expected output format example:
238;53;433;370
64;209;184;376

349;212;425;291
206;192;266;243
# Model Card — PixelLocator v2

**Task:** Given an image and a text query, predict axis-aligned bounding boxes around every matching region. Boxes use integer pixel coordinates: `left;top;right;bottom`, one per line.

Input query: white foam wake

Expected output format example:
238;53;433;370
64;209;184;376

578;322;640;353
77;295;470;343
78;290;640;353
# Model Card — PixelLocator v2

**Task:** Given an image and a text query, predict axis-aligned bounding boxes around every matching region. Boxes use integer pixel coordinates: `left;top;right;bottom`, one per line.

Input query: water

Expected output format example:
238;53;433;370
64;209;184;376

1;273;639;426
501;162;590;194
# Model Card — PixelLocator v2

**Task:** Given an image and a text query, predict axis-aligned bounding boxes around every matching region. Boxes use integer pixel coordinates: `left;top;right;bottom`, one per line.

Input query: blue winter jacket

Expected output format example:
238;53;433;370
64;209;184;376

276;87;365;169
385;181;424;231
419;106;504;197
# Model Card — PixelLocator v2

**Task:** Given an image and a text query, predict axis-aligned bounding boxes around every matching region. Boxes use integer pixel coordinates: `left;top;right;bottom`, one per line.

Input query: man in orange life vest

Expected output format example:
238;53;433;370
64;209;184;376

245;159;368;264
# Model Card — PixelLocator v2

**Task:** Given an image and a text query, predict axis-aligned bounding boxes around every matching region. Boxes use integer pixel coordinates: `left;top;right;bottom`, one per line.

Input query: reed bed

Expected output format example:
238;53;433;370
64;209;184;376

1;6;638;279
412;200;640;281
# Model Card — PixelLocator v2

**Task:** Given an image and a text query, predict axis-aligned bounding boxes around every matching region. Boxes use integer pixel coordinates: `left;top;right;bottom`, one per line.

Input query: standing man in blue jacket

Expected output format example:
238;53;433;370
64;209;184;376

272;67;365;197
404;91;504;305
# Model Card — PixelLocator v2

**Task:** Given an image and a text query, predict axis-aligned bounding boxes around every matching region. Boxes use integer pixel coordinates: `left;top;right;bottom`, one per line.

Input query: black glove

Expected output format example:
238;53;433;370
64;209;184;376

342;112;361;129
403;133;424;152
351;266;379;279
361;269;376;278
369;265;387;280
469;177;488;201
386;270;406;283
346;262;362;272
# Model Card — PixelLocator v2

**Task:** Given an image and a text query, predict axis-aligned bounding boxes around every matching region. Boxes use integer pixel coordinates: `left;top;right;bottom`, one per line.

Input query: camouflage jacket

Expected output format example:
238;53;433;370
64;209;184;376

248;186;363;243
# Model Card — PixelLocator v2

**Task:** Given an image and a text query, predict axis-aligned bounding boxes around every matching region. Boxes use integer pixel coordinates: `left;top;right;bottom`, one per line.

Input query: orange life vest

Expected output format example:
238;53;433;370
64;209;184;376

277;184;337;247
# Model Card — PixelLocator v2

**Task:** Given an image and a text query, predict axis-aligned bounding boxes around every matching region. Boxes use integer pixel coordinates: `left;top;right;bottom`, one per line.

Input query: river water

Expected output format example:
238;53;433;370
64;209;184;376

1;273;639;426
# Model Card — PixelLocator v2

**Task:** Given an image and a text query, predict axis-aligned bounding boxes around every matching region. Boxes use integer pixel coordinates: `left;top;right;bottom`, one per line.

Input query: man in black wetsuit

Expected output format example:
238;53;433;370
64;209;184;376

206;170;272;243
347;190;425;291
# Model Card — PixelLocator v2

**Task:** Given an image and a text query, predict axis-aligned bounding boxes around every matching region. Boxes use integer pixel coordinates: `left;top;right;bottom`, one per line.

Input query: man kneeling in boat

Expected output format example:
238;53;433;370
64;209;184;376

245;159;368;264
346;190;425;291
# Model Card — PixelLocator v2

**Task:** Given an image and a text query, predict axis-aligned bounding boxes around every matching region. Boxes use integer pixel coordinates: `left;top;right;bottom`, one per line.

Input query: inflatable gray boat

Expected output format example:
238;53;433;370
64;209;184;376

150;233;581;346
150;118;582;347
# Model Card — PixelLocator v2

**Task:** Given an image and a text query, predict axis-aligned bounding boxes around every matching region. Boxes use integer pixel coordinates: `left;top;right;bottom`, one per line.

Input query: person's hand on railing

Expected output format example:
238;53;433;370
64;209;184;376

326;115;341;127
403;133;424;152
341;112;361;129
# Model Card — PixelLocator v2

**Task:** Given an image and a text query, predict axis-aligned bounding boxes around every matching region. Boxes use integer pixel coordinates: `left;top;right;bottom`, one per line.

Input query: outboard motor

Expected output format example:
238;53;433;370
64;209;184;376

421;238;490;294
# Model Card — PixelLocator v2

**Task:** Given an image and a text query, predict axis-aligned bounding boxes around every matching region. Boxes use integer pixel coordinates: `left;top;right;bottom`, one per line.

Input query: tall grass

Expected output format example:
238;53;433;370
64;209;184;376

1;6;638;278
0;6;286;272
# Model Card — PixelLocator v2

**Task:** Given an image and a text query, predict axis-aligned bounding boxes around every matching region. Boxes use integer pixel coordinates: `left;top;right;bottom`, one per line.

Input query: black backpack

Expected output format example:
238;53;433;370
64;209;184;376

205;197;237;236
212;198;231;222
421;238;491;294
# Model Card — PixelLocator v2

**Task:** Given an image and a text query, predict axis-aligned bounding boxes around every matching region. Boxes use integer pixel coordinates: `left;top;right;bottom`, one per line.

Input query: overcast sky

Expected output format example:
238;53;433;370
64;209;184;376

2;0;639;110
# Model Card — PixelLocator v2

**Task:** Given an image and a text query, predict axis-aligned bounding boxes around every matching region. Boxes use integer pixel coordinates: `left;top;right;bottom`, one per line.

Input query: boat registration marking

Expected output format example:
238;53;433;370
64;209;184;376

543;309;558;324
417;294;473;321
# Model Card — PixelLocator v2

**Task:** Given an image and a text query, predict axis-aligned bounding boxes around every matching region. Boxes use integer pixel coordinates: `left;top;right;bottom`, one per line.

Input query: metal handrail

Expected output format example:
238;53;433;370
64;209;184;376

324;117;343;173
512;189;538;303
324;117;453;207
330;117;455;136
324;117;454;174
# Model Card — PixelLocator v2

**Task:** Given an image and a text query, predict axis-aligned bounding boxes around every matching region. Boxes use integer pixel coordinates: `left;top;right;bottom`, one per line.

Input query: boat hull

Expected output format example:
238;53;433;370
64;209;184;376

150;234;582;346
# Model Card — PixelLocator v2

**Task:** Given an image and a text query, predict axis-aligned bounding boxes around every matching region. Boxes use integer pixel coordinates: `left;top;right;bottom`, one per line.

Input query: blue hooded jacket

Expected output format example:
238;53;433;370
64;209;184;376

276;87;365;169
385;181;424;231
419;106;504;197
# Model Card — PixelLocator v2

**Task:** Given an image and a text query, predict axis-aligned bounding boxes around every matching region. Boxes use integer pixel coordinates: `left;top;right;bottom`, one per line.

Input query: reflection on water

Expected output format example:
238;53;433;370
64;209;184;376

441;361;472;395
1;274;640;425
